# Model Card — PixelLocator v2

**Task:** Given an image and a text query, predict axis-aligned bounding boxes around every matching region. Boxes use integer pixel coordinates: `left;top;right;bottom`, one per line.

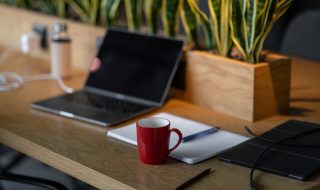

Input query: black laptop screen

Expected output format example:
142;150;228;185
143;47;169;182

85;29;183;103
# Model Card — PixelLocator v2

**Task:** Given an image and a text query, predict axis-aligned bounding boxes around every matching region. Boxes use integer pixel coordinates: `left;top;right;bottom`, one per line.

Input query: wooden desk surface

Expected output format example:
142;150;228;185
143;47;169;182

1;53;320;190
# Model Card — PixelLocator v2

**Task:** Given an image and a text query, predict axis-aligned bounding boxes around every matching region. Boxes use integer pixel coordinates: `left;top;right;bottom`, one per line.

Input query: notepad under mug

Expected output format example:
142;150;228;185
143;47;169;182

107;112;249;164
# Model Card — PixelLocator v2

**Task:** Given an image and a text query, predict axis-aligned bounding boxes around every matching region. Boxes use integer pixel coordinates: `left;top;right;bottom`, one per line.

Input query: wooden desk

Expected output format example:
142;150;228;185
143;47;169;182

1;53;320;190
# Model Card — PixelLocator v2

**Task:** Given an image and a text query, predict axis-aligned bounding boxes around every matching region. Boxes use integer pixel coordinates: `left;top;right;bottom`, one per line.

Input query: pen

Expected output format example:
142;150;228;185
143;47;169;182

176;168;212;190
182;127;220;143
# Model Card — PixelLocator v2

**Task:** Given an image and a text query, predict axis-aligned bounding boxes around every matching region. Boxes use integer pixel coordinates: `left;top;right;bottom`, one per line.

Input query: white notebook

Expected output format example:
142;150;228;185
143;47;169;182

107;112;249;164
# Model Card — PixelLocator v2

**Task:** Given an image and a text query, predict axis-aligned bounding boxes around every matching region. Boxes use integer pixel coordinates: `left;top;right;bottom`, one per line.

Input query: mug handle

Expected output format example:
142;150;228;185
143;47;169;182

168;128;183;154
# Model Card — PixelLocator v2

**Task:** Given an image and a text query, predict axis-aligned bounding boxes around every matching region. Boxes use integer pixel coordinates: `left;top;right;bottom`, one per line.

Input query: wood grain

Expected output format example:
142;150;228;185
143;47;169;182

186;51;291;121
1;48;320;189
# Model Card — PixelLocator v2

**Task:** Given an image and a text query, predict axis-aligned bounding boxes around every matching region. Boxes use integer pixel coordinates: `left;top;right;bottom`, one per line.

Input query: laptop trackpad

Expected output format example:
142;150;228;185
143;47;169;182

61;103;127;125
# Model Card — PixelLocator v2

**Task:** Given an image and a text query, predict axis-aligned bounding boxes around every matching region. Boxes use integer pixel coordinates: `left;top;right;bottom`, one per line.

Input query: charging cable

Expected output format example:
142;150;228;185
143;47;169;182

24;74;73;93
0;32;73;93
244;126;320;190
0;71;23;92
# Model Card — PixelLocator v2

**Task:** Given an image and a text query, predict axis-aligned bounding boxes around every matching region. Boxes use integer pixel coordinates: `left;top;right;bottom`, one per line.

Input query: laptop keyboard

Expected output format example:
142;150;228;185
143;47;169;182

67;91;150;114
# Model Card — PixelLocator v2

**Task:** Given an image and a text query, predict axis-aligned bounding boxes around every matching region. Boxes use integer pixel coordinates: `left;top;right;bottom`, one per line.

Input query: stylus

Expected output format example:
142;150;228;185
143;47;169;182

175;168;212;190
182;127;220;143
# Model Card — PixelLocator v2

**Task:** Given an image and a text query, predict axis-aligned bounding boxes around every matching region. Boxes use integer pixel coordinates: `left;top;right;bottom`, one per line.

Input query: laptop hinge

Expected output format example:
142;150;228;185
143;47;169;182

83;86;160;107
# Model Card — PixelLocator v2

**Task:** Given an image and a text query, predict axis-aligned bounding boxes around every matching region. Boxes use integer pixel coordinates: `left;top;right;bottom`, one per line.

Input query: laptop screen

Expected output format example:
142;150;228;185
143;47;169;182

85;29;183;104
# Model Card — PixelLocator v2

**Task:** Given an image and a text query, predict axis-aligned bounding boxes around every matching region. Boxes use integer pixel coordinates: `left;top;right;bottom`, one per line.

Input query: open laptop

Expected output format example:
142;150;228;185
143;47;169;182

31;29;184;126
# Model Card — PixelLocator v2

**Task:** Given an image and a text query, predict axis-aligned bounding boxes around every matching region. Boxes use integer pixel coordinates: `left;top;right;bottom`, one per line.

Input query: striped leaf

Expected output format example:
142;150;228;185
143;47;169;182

162;0;180;37
190;0;215;49
247;0;257;52
208;0;231;56
253;0;277;62
230;0;246;59
180;0;200;48
208;0;221;51
275;0;293;20
144;0;162;34
108;0;122;26
125;0;142;31
65;0;90;24
89;0;100;25
220;0;232;56
256;0;267;19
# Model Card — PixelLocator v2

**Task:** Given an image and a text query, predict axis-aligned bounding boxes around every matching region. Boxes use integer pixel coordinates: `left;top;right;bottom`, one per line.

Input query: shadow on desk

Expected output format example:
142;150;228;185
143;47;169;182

285;107;314;117
291;98;320;103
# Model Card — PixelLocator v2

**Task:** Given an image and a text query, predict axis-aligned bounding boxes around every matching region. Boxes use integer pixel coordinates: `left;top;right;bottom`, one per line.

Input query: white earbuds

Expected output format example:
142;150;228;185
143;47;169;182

20;32;40;54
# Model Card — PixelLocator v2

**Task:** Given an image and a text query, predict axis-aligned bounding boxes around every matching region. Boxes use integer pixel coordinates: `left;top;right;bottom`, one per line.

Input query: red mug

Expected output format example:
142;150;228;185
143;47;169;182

136;117;183;165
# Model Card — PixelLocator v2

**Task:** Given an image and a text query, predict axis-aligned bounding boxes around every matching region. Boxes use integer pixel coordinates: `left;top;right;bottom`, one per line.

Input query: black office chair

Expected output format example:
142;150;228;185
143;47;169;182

0;145;68;190
280;10;320;62
0;172;68;190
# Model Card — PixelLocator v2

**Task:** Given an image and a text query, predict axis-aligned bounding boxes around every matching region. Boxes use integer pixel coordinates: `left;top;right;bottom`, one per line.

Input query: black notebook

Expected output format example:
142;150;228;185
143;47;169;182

218;120;320;180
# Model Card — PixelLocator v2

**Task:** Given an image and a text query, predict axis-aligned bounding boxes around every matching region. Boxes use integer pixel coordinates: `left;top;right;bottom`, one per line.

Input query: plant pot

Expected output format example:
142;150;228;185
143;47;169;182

186;51;291;121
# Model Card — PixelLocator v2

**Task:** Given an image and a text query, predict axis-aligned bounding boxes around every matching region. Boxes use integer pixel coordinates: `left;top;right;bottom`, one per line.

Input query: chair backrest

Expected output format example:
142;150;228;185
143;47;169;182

280;10;320;62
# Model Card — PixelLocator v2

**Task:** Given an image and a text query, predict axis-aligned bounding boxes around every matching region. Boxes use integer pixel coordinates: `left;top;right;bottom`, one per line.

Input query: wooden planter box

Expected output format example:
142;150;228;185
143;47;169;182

186;51;291;121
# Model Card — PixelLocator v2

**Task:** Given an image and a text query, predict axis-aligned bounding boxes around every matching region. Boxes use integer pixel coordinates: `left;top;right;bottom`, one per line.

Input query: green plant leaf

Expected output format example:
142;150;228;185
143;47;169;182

180;0;199;47
55;0;66;17
107;0;122;26
100;0;108;25
275;0;293;20
230;0;246;59
220;0;231;56
65;0;88;23
190;0;215;49
89;0;100;25
209;0;231;56
253;0;277;63
247;0;257;52
125;0;142;31
162;0;180;37
144;0;162;33
208;0;221;51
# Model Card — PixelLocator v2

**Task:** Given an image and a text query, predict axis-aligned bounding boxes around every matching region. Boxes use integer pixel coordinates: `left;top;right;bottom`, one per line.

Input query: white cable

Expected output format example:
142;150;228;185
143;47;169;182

0;43;20;66
0;32;74;93
24;74;74;93
0;71;24;92
0;44;23;92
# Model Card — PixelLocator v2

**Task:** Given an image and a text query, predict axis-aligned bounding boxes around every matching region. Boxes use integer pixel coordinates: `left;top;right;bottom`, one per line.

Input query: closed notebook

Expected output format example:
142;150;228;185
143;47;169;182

107;112;249;164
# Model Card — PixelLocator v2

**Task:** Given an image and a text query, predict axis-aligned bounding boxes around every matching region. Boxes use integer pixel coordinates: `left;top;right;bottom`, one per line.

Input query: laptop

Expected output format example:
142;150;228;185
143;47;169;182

31;29;184;127
218;120;320;180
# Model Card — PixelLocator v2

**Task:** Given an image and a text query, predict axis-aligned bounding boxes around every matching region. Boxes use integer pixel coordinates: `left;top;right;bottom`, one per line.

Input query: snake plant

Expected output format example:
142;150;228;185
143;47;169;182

0;0;32;9
230;0;293;63
39;0;66;17
162;0;180;37
144;0;162;34
180;0;215;50
208;0;232;56
65;0;100;25
180;0;199;47
0;0;292;63
124;0;142;31
100;0;122;26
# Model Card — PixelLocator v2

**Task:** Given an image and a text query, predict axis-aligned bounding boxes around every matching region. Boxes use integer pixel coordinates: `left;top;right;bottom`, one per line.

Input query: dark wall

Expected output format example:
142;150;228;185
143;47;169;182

264;0;320;51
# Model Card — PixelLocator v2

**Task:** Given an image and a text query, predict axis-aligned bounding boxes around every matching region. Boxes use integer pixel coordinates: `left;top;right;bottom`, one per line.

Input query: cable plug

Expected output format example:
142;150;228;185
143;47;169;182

250;180;257;190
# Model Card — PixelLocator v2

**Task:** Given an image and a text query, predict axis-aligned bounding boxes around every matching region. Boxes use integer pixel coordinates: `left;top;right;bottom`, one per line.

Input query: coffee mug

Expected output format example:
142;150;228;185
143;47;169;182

136;117;182;165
